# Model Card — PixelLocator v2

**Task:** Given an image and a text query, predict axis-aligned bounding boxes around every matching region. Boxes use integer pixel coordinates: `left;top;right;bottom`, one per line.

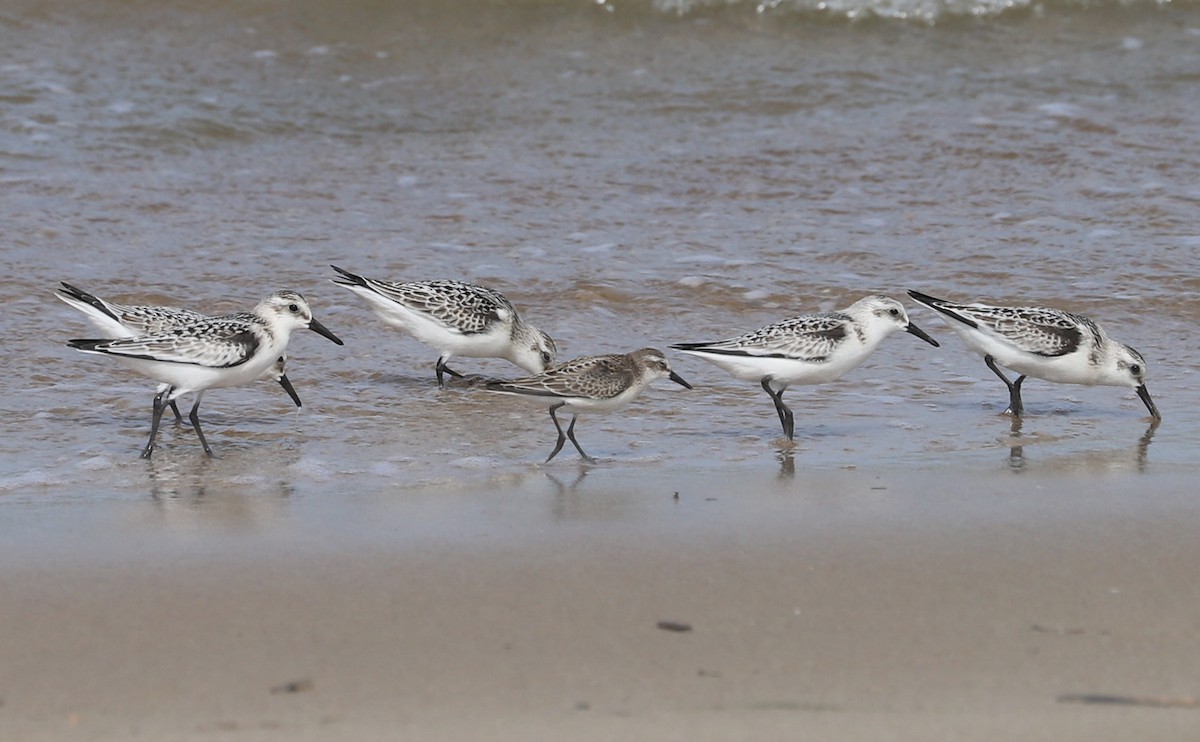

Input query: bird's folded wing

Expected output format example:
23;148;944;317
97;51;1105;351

79;328;258;368
974;308;1086;357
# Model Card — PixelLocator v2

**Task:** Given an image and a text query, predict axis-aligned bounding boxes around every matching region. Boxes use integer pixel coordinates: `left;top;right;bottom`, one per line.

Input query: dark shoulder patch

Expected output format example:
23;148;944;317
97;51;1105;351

222;330;260;368
1033;323;1082;358
815;325;847;342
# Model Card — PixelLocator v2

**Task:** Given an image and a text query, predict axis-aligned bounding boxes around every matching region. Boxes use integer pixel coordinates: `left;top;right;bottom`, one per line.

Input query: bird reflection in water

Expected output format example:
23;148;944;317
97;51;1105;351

1005;417;1159;473
778;449;796;480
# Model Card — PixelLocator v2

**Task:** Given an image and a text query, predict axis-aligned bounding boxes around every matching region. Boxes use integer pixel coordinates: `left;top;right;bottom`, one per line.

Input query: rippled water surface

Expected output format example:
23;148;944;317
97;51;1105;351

2;0;1197;504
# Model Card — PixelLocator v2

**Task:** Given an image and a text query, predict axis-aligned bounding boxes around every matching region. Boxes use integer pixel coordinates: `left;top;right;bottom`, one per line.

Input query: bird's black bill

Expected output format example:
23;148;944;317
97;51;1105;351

1136;384;1161;420
308;317;344;345
906;322;940;347
670;371;693;390
278;374;303;408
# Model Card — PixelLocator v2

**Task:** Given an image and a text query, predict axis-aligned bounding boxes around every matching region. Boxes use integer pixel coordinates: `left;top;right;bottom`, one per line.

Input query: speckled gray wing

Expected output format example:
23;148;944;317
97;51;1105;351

675;312;851;362
77;316;260;367
57;282;211;335
116;305;210;335
366;278;514;335
967;306;1088;357
488;354;634;400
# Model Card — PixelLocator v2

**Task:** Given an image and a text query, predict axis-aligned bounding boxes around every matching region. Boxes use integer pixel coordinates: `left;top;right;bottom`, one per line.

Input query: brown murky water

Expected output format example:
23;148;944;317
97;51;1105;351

1;0;1196;505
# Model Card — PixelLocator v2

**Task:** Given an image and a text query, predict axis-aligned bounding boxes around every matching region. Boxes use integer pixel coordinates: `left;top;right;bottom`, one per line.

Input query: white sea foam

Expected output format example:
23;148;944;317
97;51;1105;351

77;456;113;472
0;470;62;491
616;0;1014;20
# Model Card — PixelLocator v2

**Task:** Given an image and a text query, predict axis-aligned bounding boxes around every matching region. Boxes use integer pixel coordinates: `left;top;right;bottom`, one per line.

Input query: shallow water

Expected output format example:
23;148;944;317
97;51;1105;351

1;0;1197;506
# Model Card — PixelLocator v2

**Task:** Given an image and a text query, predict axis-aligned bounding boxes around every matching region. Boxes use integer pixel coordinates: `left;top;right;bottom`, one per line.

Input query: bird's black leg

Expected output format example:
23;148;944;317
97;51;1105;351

435;356;465;388
564;414;596;464
142;387;172;459
1009;376;1026;417
985;355;1026;417
760;378;795;440
545;403;569;463
187;392;214;456
277;374;303;409
169;400;185;425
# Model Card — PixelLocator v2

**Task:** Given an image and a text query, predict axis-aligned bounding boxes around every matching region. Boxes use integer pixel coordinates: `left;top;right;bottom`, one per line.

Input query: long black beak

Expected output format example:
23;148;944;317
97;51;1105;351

906;322;939;347
1136;384;1161;420
669;371;693;390
308;316;344;345
277;374;303;408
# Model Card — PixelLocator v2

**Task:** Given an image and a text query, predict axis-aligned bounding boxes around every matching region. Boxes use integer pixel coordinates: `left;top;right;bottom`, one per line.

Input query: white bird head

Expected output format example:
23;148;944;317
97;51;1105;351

1104;343;1159;419
512;324;559;373
847;295;940;347
257;290;343;345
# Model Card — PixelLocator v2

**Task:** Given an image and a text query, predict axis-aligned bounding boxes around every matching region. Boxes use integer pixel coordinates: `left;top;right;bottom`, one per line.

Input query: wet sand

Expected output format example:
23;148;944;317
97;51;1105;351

3;466;1198;741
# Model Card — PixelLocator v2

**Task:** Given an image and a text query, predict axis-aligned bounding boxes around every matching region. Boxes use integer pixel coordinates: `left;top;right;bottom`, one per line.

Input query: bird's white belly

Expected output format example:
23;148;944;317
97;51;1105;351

950;327;1098;385
116;349;278;396
435;324;511;359
996;350;1097;385
350;288;507;357
560;385;643;414
682;350;865;387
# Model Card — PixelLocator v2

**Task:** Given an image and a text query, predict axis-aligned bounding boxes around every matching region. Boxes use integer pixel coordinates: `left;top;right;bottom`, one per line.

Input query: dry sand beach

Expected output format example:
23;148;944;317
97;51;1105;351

4;466;1200;741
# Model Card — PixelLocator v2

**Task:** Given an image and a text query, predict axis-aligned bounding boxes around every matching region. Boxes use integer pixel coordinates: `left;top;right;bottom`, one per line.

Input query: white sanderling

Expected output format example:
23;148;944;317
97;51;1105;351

56;282;301;415
67;290;343;458
671;295;939;441
485;348;692;463
907;290;1159;419
330;265;557;387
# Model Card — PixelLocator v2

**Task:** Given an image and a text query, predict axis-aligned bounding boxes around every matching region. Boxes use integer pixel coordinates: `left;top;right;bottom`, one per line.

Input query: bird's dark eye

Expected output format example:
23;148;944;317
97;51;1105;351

889;308;900;317
288;303;300;313
541;352;552;363
1130;364;1141;375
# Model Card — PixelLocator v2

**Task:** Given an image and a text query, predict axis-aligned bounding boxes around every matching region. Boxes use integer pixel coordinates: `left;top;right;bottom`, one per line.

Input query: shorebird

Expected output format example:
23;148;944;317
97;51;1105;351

485;347;692;463
671;295;939;440
55;282;301;417
330;265;556;387
67;290;343;457
907;290;1159;419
